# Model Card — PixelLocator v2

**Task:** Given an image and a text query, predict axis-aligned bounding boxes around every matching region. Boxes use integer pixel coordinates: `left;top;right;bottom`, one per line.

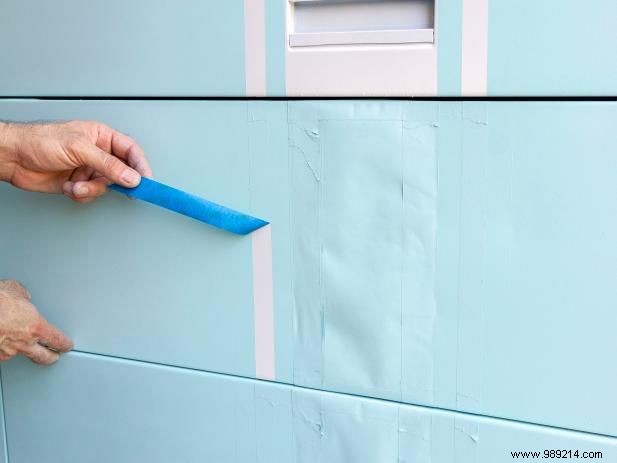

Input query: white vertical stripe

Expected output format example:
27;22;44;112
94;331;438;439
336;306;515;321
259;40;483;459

461;0;488;95
252;225;275;380
244;0;267;96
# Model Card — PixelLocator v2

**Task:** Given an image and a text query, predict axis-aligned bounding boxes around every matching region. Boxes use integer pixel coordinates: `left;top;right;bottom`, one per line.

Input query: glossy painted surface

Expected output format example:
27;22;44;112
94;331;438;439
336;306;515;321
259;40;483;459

0;0;246;95
488;1;617;95
1;352;615;463
1;1;616;95
0;100;615;438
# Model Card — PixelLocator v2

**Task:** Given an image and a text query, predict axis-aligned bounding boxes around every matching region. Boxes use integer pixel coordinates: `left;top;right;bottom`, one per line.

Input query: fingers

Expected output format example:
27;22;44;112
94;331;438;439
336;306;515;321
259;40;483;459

96;124;153;178
14;341;60;365
0;289;71;366
62;177;108;203
33;318;73;353
0;279;31;300
70;138;141;188
110;130;153;178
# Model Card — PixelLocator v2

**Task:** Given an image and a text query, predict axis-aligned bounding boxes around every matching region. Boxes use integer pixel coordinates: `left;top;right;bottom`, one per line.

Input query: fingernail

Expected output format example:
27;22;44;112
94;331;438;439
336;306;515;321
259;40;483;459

73;183;89;197
122;169;141;187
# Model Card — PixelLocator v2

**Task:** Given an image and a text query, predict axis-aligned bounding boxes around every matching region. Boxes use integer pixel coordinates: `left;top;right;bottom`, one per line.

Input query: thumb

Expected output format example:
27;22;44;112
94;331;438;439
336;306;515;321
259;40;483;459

72;139;141;188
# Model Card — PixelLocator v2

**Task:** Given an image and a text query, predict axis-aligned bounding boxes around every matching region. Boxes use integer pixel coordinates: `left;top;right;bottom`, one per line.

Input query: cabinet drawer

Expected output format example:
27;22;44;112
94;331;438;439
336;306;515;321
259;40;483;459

0;100;615;436
2;353;615;463
1;1;616;96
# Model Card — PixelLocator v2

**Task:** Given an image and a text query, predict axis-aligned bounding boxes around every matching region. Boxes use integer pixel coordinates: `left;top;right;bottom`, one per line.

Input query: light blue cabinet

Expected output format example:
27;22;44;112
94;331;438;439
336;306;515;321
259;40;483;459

1;100;616;442
0;0;246;96
1;1;616;96
1;2;614;459
2;352;615;463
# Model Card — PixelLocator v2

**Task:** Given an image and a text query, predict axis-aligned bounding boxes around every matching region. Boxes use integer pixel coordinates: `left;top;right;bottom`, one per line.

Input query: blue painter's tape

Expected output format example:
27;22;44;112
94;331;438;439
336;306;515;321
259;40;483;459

109;177;268;235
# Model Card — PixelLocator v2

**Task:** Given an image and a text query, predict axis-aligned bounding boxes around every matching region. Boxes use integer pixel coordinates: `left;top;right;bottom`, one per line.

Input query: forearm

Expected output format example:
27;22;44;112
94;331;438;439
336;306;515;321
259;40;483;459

0;122;20;183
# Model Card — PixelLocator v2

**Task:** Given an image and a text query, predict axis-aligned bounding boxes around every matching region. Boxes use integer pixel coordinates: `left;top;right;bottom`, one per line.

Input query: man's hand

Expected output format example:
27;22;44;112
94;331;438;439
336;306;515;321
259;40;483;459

0;280;73;365
0;120;152;202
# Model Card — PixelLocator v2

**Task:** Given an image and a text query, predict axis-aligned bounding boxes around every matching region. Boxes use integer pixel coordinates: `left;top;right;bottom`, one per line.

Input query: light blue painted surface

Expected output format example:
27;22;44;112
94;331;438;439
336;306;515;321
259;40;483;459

1;352;615;463
287;101;617;436
0;0;246;96
2;1;617;95
0;100;294;380
436;0;462;95
265;0;287;96
472;102;617;434
488;1;617;95
321;117;403;401
1;100;616;437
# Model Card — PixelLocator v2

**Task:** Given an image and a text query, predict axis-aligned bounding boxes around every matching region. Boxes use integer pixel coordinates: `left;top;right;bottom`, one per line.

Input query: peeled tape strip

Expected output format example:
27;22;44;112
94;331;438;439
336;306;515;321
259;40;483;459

109;177;269;235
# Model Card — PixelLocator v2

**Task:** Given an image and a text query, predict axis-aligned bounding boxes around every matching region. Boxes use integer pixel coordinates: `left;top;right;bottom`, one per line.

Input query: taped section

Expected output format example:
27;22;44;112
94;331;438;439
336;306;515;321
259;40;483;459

292;389;400;463
244;0;267;96
254;383;294;461
432;102;464;410
461;0;488;95
320;116;403;401
398;406;432;463
456;103;488;411
290;101;439;405
289;102;323;388
252;225;276;380
401;102;439;406
455;417;480;463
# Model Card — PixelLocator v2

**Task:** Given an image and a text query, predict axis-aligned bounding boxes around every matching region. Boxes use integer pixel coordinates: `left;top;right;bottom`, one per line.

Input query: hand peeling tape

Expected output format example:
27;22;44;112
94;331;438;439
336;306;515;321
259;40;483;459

109;177;268;235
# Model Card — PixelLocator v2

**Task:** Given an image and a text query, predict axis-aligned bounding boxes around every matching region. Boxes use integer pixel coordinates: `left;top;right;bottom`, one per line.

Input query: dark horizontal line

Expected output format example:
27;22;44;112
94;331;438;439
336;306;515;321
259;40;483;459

69;349;617;440
1;96;617;102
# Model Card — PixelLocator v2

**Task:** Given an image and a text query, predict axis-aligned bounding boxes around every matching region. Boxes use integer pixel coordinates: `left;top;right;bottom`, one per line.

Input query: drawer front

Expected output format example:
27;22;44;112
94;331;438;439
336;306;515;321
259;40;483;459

0;0;247;96
0;100;615;436
1;1;616;96
2;353;615;463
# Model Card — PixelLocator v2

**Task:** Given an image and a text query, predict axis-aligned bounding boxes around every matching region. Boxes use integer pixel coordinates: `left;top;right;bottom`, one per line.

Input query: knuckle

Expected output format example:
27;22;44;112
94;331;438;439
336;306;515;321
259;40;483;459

102;153;116;170
102;154;123;176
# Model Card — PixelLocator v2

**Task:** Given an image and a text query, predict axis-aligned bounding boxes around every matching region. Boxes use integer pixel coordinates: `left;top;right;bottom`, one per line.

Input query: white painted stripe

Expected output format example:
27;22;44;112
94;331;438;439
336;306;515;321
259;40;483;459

243;0;267;96
252;224;275;380
461;0;488;95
